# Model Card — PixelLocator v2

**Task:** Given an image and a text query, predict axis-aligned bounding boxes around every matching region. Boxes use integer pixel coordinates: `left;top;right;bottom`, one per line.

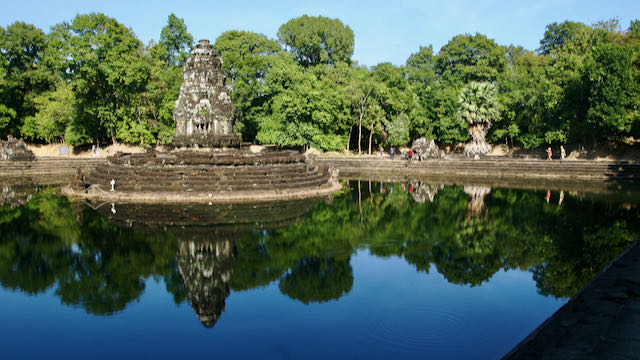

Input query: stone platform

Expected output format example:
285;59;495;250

316;156;640;181
172;133;241;148
69;150;340;203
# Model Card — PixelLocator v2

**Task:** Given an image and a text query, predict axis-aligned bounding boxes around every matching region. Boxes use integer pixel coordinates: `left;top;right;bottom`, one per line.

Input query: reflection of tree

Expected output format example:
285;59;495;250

0;192;178;315
177;239;236;328
279;257;353;304
464;185;491;217
229;202;358;303
0;189;79;294
55;212;178;315
248;181;639;298
0;181;638;317
164;258;188;304
531;215;637;298
410;182;443;203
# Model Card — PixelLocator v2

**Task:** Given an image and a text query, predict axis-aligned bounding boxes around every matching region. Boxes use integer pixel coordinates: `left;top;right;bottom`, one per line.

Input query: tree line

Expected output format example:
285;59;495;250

1;14;639;151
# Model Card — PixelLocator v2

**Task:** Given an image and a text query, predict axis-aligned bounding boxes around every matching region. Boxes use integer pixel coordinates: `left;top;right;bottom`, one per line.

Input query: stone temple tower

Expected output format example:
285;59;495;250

172;39;241;147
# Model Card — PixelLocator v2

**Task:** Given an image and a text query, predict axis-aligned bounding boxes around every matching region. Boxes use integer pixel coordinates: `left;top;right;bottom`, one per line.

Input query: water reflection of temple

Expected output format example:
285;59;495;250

1;185;37;207
178;237;235;328
92;198;323;327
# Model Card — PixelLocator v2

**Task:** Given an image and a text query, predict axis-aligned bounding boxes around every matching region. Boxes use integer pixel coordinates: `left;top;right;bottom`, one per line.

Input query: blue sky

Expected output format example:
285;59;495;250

2;0;639;66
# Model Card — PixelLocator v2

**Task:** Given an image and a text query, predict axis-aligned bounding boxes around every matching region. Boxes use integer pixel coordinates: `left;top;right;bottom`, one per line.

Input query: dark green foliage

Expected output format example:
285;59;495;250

159;13;194;67
21;81;74;143
277;15;354;66
585;42;639;139
493;46;548;148
256;56;351;150
49;13;151;145
435;33;507;85
215;30;282;141
538;21;589;55
0;22;53;138
1;14;639;150
629;20;640;39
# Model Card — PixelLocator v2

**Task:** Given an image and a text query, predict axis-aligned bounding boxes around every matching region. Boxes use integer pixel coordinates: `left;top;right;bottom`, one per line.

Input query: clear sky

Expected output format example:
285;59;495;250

2;0;639;67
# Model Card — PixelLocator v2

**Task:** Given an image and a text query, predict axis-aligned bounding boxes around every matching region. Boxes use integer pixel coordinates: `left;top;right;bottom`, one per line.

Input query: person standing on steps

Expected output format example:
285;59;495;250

560;145;566;160
546;147;552;160
390;147;395;160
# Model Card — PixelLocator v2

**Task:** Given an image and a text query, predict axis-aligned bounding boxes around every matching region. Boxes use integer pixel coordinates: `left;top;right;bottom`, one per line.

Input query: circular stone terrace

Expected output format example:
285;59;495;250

65;149;341;203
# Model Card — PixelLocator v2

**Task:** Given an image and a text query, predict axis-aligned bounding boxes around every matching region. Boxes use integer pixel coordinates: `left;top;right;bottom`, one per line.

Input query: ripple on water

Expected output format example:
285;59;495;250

360;304;474;354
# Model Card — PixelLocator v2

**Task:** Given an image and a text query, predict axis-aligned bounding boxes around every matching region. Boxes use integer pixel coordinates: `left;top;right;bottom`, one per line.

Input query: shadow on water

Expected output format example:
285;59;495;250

0;180;638;328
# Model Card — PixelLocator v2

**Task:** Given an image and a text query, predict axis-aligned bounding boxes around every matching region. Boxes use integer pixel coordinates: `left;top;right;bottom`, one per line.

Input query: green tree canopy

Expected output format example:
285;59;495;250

215;30;282;141
458;81;500;126
277;15;354;66
20;81;75;143
49;13;150;145
585;41;640;140
538;21;589;55
257;56;351;150
458;81;500;156
347;66;389;153
405;45;436;86
159;13;194;67
435;33;506;85
0;22;53;138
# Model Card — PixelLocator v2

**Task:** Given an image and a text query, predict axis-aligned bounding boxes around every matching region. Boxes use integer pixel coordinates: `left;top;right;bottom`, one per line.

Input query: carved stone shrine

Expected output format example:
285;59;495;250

72;40;340;203
172;39;241;148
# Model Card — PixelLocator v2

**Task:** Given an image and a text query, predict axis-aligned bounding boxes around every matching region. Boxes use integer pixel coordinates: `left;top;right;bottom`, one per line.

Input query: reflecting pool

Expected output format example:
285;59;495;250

0;181;638;359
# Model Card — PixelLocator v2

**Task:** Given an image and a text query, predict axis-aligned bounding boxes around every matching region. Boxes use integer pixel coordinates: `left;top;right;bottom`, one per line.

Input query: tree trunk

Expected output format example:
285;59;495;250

110;122;117;145
368;122;374;155
347;124;352;151
358;180;362;222
464;123;491;157
358;111;363;155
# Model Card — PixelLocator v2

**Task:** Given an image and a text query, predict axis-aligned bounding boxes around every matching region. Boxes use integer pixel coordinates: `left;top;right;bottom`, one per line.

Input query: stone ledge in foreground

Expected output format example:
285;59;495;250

502;241;640;359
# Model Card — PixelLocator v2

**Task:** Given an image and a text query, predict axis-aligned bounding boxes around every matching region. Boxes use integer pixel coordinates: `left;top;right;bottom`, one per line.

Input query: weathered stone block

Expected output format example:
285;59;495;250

0;135;35;161
411;137;445;159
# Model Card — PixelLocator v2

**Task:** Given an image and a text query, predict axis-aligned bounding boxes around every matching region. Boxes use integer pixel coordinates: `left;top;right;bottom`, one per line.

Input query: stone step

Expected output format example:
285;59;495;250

84;166;319;183
316;158;640;179
106;177;327;193
84;171;323;188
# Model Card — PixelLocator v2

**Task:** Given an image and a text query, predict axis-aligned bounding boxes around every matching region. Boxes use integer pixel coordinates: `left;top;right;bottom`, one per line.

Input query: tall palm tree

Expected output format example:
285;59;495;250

458;81;500;157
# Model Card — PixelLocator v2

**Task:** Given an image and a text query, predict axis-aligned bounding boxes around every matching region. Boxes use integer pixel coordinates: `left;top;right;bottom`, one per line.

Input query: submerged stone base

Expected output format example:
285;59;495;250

172;134;241;148
69;149;340;203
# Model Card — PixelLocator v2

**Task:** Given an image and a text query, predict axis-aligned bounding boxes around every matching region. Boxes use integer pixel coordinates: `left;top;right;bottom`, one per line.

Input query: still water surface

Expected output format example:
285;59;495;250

0;181;638;359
